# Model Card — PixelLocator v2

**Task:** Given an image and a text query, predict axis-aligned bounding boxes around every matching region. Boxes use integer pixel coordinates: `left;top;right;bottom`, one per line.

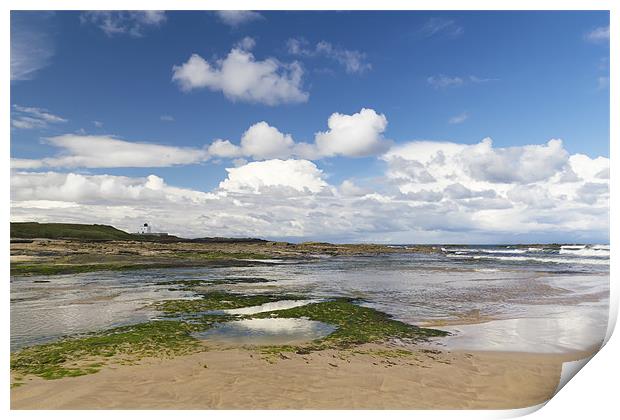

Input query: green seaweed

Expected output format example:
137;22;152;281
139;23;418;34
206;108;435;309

154;291;303;315
159;277;273;289
253;299;448;349
11;262;185;276
10;320;204;380
209;277;274;285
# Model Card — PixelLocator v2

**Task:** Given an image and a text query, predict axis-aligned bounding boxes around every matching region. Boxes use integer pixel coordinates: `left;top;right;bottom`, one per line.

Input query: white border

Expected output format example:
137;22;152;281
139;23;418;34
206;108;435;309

1;0;616;11
3;1;617;419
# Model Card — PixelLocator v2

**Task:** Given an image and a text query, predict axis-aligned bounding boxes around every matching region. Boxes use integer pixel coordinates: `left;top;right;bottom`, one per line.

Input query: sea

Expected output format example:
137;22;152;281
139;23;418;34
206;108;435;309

10;244;610;354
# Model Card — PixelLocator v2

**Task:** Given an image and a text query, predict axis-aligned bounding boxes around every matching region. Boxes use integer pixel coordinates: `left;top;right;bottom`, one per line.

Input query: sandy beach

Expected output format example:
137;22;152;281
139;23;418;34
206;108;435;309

11;343;596;410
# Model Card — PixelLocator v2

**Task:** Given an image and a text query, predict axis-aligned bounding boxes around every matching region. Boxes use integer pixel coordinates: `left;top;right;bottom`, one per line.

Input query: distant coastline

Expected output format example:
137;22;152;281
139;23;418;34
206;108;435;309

9;222;608;276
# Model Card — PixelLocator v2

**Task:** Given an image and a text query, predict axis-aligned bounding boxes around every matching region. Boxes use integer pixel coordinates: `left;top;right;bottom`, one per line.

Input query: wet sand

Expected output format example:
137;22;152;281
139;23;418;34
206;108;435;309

10;344;595;410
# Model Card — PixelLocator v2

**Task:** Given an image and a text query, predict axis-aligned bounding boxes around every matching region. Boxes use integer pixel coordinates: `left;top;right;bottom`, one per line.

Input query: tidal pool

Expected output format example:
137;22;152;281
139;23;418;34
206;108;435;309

194;318;337;345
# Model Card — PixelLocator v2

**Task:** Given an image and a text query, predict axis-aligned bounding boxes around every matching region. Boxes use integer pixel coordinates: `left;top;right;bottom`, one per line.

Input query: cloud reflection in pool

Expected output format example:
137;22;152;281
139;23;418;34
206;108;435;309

222;299;320;315
194;317;336;345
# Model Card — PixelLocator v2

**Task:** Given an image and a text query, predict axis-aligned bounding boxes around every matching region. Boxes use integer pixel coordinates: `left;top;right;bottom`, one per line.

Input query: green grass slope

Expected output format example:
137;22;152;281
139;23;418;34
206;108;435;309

10;222;135;241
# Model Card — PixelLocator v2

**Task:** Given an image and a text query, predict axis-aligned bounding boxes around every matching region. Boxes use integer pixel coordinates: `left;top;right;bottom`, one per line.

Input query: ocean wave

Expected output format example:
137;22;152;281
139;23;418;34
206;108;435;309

443;248;526;254
478;249;527;254
527;247;545;252
592;244;610;251
486;255;608;266
559;248;610;257
448;254;609;266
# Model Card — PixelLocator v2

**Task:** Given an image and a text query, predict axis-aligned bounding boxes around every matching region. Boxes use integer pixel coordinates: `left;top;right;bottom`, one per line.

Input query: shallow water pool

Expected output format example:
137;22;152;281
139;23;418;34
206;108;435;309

193;317;337;345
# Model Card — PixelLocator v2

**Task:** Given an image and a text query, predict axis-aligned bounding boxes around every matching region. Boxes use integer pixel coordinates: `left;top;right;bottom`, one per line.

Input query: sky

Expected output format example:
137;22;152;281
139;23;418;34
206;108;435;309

10;10;610;243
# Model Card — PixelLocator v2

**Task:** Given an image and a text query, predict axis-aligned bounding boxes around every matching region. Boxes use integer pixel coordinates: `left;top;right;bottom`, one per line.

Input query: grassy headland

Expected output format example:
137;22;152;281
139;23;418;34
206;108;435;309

11;222;136;241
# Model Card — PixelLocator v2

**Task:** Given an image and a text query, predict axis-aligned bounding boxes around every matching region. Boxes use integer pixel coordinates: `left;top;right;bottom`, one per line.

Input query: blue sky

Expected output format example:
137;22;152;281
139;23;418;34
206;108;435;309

10;11;610;243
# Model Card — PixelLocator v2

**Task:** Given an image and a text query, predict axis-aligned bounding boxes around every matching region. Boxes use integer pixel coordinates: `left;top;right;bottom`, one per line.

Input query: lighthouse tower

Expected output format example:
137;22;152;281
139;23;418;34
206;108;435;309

138;223;151;235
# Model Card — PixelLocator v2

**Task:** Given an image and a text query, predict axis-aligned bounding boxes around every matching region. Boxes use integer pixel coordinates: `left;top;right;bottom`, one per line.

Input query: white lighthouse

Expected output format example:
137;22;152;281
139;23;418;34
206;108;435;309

138;222;152;235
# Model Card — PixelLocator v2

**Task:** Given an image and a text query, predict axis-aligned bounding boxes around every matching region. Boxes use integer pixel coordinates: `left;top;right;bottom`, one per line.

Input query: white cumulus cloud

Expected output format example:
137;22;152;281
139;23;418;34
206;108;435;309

208;139;243;159
219;159;328;194
314;108;390;157
172;44;308;105
381;138;608;239
208;122;295;160
459;138;569;184
383;138;574;188
240;122;295;159
206;108;391;160
339;180;371;197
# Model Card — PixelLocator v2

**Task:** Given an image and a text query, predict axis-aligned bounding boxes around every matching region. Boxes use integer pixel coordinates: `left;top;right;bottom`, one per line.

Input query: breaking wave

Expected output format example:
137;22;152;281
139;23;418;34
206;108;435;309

447;254;609;266
560;245;610;257
441;244;609;268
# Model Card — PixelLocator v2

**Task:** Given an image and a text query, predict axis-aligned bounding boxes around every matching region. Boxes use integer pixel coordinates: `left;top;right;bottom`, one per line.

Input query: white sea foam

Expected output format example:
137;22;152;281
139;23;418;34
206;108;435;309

444;248;527;254
592;244;610;251
447;254;609;266
560;245;586;251
559;248;610;257
473;255;609;266
478;249;527;254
